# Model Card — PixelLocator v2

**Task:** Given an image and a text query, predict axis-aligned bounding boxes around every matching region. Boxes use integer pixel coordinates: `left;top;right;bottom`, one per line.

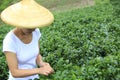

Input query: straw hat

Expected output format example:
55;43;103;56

0;0;54;28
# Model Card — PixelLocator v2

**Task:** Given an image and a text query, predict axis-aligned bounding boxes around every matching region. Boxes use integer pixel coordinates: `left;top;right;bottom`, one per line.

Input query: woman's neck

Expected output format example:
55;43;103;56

13;28;33;44
13;28;32;38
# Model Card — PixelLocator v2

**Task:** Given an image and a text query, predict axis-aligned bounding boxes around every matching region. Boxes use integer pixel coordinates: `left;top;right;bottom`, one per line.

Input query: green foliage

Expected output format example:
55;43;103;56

39;55;120;80
110;0;120;17
80;54;120;80
0;56;8;80
38;2;120;80
0;0;21;12
0;0;12;12
0;25;13;79
40;3;119;64
94;0;110;4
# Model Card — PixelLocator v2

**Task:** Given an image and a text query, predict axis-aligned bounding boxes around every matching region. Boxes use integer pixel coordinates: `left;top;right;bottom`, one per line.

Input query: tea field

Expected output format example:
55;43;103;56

0;0;120;80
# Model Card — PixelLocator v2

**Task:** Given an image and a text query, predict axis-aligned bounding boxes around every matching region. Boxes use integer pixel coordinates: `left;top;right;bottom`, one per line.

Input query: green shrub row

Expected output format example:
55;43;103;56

0;24;12;80
38;54;120;80
0;0;20;12
0;56;8;80
38;2;120;80
0;0;12;12
40;3;120;65
80;54;120;80
110;0;120;17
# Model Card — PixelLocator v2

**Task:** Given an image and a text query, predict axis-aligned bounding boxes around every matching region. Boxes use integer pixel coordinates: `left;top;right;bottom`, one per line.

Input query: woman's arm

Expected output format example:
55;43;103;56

36;41;54;73
36;54;44;67
4;51;40;78
5;51;54;77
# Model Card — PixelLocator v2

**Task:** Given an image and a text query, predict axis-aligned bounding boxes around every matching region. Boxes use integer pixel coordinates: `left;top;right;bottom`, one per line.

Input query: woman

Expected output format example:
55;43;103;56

1;0;54;80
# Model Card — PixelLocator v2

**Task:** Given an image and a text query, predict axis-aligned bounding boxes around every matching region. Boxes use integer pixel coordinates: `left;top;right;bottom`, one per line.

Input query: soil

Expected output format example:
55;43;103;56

50;0;95;12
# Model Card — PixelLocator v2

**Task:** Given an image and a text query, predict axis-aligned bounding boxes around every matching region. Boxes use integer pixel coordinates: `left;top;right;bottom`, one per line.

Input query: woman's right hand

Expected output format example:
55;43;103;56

38;63;54;76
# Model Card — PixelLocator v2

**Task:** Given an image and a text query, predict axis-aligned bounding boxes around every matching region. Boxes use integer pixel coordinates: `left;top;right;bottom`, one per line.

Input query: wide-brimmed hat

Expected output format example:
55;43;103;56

0;0;54;28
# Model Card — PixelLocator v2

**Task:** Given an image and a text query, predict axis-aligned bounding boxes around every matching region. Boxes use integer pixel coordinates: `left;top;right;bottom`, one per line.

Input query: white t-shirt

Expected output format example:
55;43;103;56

3;28;41;80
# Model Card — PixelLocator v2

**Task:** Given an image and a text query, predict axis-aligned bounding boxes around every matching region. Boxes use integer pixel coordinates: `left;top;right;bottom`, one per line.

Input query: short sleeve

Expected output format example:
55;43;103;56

35;28;41;40
2;33;17;53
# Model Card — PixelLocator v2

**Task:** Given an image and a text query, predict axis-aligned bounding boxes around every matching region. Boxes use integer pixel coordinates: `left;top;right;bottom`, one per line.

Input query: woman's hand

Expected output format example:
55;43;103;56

38;62;54;76
36;53;54;76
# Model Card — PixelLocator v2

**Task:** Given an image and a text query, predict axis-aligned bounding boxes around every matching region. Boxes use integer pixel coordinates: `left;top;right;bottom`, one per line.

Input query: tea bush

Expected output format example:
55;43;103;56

79;54;120;80
39;54;120;80
0;0;12;12
0;0;20;12
38;2;120;80
0;25;12;80
40;3;119;64
110;0;120;17
0;56;8;80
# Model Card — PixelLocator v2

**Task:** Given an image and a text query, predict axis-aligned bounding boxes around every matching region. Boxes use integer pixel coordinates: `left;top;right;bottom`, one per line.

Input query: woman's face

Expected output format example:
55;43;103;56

21;28;36;35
